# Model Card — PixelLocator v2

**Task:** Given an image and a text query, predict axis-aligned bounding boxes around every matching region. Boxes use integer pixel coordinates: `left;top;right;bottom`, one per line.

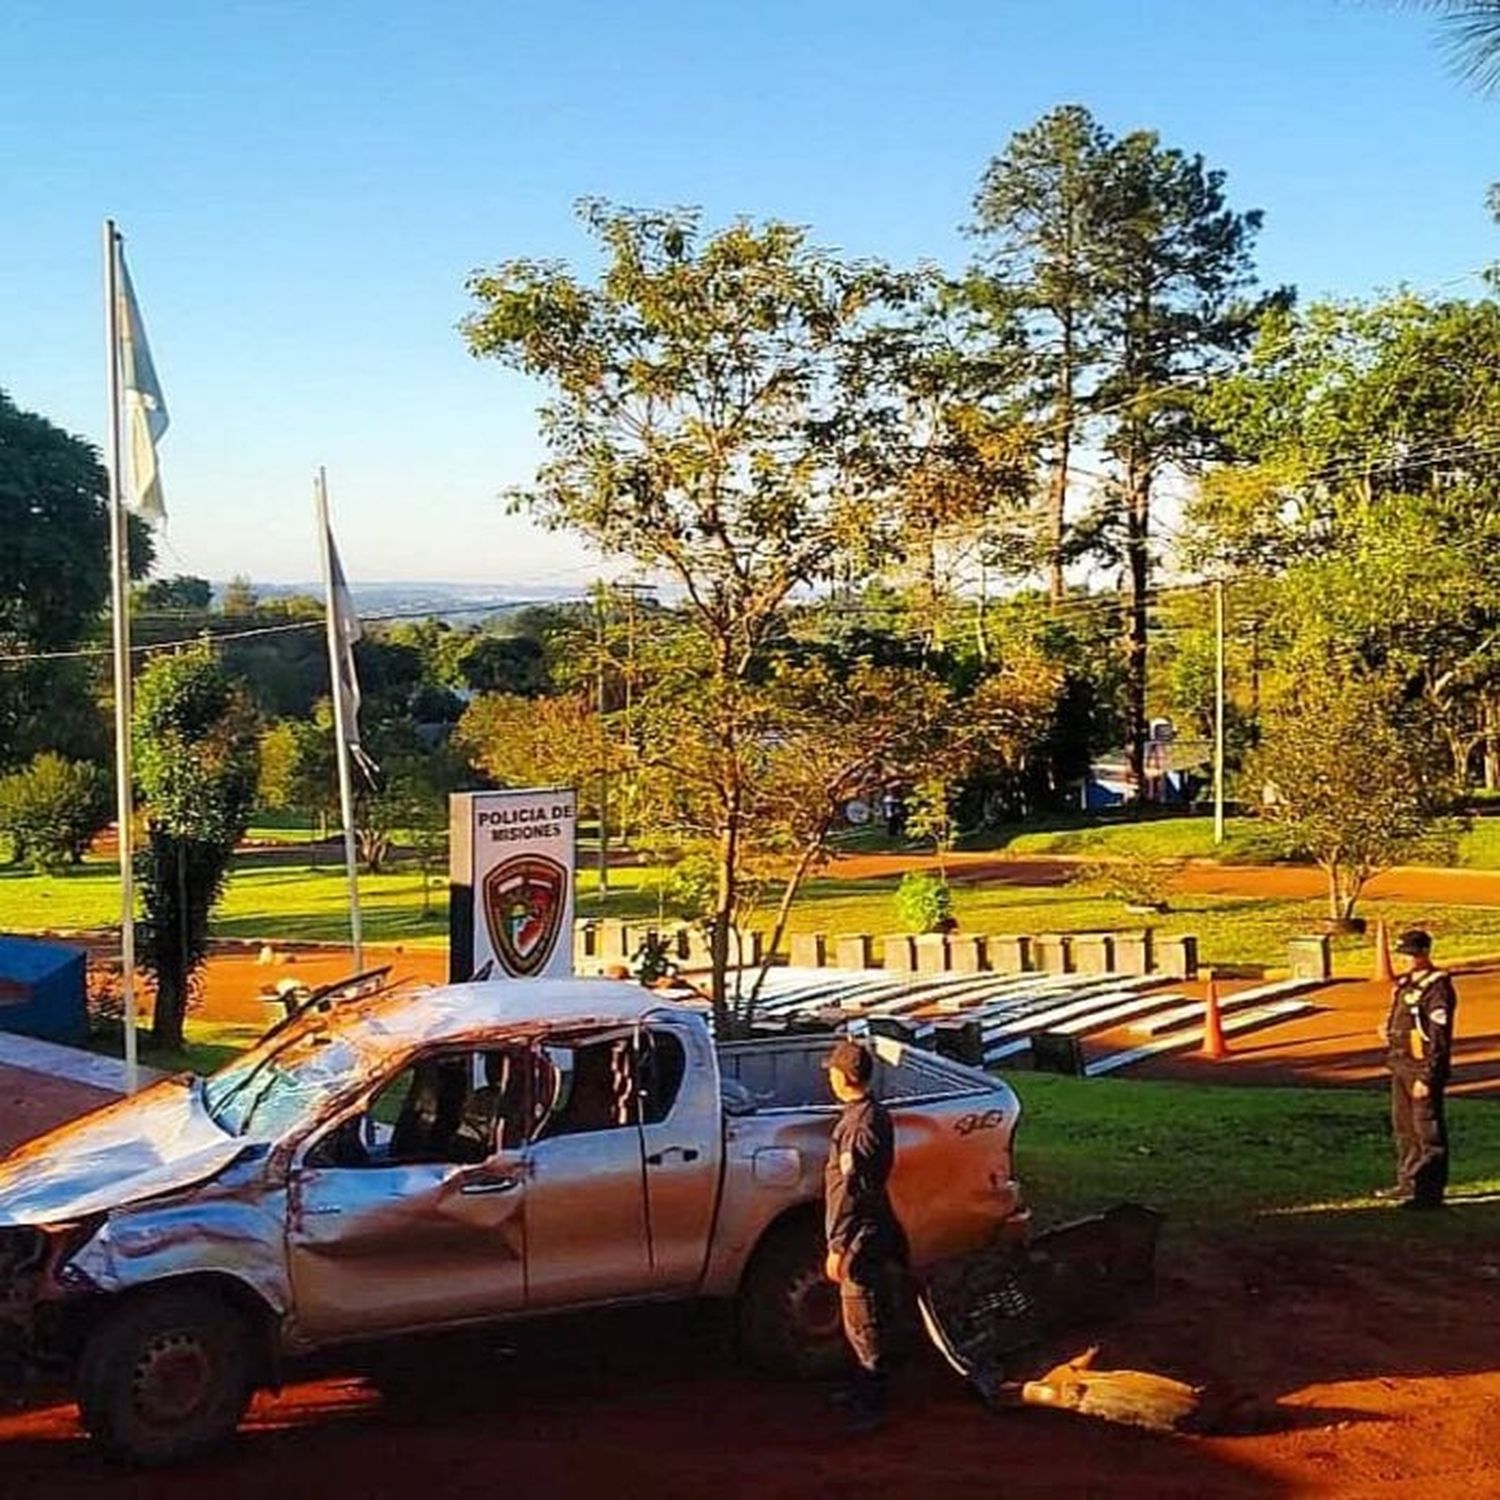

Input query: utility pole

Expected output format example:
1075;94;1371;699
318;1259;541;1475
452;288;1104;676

1213;577;1227;846
594;582;609;898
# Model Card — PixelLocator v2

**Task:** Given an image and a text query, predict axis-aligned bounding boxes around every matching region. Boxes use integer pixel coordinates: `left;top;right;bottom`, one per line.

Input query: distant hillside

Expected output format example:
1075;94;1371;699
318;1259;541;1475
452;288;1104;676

212;580;586;623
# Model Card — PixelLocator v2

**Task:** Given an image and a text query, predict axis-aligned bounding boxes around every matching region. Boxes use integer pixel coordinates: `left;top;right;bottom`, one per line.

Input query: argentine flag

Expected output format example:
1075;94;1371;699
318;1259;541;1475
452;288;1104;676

116;244;169;523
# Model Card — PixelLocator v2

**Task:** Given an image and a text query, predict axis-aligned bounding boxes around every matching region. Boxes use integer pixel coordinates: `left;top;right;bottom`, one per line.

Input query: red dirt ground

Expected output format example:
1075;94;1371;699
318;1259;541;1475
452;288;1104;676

827;849;1500;908
0;1229;1498;1497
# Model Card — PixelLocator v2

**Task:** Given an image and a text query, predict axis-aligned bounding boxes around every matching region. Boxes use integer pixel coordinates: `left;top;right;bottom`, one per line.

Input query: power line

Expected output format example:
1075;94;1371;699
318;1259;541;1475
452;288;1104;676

0;596;591;668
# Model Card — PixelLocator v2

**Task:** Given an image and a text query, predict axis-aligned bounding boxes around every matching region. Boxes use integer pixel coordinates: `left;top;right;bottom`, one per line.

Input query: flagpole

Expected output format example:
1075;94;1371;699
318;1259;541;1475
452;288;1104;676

315;468;364;972
103;220;139;1093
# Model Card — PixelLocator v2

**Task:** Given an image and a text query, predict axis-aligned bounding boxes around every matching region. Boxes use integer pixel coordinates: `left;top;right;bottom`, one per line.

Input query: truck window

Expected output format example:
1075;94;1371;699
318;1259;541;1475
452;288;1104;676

309;1053;492;1168
536;1037;637;1138
639;1030;686;1124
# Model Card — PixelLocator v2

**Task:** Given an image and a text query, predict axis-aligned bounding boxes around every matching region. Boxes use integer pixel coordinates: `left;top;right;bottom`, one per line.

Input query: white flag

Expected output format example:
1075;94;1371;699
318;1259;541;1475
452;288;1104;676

327;528;378;782
116;244;169;523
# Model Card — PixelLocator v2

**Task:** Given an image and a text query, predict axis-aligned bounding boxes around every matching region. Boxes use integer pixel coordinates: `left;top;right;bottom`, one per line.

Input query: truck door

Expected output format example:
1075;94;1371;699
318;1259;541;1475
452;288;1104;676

637;1021;721;1291
288;1050;528;1342
521;1031;653;1306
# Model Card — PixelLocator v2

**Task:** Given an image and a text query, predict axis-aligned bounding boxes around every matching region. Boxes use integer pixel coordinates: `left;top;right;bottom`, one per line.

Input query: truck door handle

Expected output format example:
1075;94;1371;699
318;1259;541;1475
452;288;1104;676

646;1147;699;1166
460;1176;521;1195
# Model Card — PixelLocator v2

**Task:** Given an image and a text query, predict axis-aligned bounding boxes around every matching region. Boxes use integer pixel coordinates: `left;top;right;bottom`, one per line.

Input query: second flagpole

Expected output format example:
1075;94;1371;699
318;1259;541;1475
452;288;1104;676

315;468;364;973
103;219;140;1094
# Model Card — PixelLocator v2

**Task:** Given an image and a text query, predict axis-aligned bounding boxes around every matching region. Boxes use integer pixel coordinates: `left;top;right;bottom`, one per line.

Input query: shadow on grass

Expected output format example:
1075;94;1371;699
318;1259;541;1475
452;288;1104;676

86;1020;265;1078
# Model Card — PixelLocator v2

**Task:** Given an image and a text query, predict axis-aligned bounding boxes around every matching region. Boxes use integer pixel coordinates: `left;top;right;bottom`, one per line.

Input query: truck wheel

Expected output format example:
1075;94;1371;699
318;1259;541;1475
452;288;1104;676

737;1220;847;1380
77;1287;254;1466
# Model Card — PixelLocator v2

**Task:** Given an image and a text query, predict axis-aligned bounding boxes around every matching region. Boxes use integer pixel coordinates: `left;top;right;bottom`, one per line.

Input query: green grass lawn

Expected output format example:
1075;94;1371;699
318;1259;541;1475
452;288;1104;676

0;853;661;949
776;873;1500;975
1009;1071;1500;1247
996;811;1500;871
11;847;1500;976
845;811;1500;872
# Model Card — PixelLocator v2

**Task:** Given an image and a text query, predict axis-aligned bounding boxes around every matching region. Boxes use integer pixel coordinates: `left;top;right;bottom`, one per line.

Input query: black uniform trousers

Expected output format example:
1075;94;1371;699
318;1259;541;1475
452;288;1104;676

1391;1071;1449;1206
840;1255;902;1412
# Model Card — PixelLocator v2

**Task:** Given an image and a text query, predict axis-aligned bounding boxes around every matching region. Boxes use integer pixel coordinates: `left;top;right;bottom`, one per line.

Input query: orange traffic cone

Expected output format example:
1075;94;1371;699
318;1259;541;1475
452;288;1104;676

1201;969;1227;1061
1372;920;1393;984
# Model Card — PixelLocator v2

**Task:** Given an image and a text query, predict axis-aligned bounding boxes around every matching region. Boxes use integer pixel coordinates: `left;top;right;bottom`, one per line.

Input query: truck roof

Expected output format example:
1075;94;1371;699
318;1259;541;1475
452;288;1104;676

342;975;704;1051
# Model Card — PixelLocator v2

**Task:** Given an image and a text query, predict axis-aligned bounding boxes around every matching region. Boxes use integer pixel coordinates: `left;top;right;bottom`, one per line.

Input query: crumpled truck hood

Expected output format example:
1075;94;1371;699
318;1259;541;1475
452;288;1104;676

0;1076;250;1227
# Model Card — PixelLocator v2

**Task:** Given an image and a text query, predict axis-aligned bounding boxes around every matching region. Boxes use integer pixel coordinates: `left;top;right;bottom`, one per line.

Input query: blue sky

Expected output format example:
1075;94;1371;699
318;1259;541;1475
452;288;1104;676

2;0;1495;585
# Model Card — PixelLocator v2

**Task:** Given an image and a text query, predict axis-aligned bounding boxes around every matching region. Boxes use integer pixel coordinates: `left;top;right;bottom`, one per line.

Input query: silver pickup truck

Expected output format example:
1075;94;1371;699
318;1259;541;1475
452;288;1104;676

0;978;1024;1464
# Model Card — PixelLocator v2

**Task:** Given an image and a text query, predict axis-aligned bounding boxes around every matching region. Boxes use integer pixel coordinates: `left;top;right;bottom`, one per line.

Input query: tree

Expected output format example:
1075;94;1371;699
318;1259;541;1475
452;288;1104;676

463;202;937;1023
356;736;467;904
220;576;258;615
133;645;259;1047
457;633;548;696
255;707;340;850
971;104;1113;601
969;112;1281;796
0;389;152;770
1193;293;1500;782
455;691;613;812
1248;669;1452;922
137;574;212;612
1089;127;1282;799
1406;1;1500;91
0;753;109;870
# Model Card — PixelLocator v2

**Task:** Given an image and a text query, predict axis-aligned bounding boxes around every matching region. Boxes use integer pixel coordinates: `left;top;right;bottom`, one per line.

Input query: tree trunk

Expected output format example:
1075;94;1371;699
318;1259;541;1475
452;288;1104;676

1046;457;1068;605
149;834;187;1050
1124;468;1151;802
1048;307;1077;604
748;839;825;1013
1323;861;1342;922
709;808;739;1037
974;565;990;664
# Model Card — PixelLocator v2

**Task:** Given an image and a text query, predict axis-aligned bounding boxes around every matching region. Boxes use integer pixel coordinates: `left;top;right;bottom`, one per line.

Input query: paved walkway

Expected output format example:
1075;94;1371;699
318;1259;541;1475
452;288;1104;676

0;1065;115;1156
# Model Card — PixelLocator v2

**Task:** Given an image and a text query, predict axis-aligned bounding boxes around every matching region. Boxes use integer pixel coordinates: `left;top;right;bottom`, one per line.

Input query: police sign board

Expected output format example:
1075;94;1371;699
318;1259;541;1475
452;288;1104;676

448;789;576;981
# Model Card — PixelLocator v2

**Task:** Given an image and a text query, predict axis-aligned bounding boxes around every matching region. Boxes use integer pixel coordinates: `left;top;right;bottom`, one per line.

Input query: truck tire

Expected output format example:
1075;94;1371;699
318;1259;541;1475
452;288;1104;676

77;1287;254;1466
737;1219;847;1380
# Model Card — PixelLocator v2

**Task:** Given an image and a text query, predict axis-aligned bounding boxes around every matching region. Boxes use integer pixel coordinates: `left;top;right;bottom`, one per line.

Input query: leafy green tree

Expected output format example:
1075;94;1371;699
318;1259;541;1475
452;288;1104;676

454;691;612;816
358;737;467;905
0;753;109;870
133;645;259;1047
1248;667;1453;922
0;389;152;770
219;576;259;615
970;112;1282;794
895;870;952;933
457;633;548;696
971;104;1113;600
1195;293;1500;782
1089;127;1282;798
464;201;938;1024
137;574;212;612
254;707;340;852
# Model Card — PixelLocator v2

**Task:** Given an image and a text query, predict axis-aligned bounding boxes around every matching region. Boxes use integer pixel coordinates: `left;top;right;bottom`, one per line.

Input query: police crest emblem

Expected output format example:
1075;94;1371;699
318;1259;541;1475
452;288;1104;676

482;854;568;977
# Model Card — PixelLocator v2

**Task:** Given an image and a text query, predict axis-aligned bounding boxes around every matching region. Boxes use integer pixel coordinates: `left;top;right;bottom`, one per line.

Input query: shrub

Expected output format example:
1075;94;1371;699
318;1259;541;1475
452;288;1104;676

1071;856;1184;911
0;752;110;871
895;870;952;933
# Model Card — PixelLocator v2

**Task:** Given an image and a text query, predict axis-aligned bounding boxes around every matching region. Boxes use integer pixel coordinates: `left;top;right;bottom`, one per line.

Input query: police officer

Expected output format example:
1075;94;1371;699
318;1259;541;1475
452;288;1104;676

823;1037;908;1431
1377;929;1457;1211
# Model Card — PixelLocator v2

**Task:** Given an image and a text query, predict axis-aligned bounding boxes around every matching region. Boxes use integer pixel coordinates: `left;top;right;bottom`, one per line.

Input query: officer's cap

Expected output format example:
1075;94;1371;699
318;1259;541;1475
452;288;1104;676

1394;929;1433;956
824;1036;874;1086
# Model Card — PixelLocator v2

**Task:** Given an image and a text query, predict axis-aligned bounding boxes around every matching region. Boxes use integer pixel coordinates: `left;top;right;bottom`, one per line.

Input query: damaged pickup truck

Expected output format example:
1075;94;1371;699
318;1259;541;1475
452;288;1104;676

0;978;1024;1464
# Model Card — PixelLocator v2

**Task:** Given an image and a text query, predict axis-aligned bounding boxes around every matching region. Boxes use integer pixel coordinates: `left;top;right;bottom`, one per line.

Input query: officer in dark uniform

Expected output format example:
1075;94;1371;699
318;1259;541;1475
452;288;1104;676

823;1037;909;1431
1378;929;1457;1211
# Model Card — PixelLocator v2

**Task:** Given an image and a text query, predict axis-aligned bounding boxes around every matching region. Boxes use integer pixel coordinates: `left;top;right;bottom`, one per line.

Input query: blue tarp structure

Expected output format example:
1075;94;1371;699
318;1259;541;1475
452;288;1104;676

0;937;88;1044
